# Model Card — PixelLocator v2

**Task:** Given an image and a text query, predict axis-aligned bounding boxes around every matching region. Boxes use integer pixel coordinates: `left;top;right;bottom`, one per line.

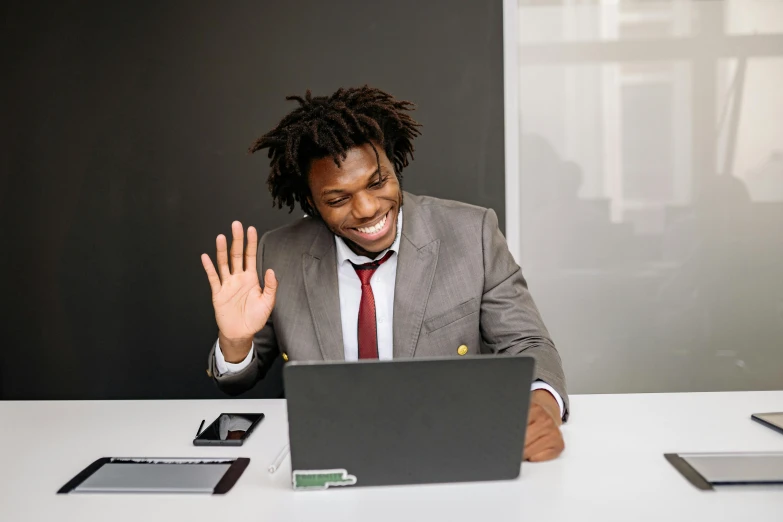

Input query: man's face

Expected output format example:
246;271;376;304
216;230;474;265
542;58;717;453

308;142;402;258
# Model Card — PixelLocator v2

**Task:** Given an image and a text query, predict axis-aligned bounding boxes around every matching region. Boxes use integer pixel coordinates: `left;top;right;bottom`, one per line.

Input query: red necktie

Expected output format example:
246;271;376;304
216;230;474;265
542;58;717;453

351;251;394;359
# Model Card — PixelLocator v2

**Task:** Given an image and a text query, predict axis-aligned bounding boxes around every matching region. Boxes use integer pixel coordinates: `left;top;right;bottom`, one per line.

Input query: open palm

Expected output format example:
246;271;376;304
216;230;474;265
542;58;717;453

201;221;277;342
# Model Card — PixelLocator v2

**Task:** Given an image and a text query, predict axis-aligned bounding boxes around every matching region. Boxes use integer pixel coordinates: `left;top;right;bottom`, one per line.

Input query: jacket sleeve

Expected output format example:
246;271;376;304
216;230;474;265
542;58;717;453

478;208;570;420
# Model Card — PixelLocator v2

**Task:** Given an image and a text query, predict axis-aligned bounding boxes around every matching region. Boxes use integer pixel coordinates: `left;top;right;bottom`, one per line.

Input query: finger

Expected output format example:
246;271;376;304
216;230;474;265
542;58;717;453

201;254;221;296
525;416;555;448
535;403;562;427
216;234;230;281
525;404;550;429
528;448;562;463
524;433;564;461
524;414;560;454
245;226;258;273
528;440;565;462
263;269;278;301
527;403;547;423
230;221;244;274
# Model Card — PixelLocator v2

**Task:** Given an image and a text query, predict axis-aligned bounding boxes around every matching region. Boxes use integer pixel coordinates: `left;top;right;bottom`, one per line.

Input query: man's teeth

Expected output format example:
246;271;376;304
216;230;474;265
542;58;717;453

356;214;387;234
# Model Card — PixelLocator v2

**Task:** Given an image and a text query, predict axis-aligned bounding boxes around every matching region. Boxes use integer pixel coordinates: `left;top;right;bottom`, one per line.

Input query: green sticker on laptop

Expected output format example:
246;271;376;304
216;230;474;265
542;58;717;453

292;469;357;490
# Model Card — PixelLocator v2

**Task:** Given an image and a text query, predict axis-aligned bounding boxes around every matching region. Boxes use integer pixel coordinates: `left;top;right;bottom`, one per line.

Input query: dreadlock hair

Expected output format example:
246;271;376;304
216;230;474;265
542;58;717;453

248;85;421;217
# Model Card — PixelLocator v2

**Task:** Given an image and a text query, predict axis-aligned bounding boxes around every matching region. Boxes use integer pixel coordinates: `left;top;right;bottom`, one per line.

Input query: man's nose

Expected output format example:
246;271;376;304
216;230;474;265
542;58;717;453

352;191;380;221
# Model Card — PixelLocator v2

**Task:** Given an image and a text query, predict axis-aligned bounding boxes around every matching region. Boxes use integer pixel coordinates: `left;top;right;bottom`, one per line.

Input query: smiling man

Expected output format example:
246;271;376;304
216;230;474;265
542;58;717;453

201;86;568;461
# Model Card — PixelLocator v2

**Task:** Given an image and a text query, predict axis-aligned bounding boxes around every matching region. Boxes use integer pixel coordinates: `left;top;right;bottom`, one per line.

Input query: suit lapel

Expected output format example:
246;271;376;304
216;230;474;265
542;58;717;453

302;223;345;361
393;194;440;359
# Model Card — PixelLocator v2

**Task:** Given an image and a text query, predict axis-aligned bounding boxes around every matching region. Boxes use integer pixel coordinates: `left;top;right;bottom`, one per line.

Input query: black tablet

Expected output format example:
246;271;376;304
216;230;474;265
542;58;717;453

665;452;783;490
57;457;250;494
751;412;783;436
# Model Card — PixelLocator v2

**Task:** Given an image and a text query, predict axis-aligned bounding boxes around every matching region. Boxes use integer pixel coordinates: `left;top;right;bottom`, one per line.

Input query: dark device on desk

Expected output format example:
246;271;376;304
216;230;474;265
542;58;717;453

665;452;783;490
58;457;250;494
193;413;264;446
283;356;536;490
751;412;783;435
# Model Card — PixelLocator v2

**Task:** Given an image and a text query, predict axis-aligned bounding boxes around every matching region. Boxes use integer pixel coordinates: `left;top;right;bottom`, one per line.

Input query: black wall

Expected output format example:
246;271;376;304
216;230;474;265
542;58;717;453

1;0;505;399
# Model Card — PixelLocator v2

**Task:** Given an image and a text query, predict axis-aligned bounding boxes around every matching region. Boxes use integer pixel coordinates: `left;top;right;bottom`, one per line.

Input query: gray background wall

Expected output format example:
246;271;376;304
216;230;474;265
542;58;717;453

1;0;505;399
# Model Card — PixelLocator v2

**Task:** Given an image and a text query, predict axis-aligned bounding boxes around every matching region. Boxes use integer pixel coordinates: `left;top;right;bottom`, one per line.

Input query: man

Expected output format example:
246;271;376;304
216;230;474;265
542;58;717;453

201;86;568;462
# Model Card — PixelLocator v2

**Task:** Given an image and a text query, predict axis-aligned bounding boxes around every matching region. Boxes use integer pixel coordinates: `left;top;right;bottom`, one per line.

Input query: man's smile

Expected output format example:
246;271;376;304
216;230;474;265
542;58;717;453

350;209;392;240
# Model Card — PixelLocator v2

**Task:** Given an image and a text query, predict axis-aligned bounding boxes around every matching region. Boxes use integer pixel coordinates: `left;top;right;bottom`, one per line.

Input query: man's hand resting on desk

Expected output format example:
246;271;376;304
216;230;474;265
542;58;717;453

201;221;277;363
524;389;565;462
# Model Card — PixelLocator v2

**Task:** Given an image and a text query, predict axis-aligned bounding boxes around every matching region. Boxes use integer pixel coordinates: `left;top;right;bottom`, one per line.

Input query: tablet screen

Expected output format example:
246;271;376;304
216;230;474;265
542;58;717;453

681;453;783;484
74;459;233;493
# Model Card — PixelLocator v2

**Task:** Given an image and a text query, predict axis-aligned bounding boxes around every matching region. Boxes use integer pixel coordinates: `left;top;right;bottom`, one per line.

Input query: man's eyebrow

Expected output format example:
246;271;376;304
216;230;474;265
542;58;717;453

320;167;388;197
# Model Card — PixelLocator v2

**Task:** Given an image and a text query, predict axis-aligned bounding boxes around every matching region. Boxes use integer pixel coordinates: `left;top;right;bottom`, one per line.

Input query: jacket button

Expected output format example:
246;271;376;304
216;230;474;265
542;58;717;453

282;352;289;362
457;345;468;356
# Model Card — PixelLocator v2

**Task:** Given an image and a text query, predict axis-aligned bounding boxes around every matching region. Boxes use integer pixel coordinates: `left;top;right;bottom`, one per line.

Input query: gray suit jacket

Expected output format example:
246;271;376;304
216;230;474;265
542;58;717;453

208;192;569;417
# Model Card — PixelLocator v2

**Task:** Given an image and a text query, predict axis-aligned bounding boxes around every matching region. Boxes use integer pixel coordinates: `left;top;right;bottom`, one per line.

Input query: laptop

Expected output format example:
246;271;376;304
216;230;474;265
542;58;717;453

283;355;535;490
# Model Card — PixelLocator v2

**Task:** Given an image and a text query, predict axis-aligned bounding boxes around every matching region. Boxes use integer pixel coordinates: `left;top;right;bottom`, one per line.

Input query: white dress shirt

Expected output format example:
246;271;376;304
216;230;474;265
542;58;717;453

215;209;564;417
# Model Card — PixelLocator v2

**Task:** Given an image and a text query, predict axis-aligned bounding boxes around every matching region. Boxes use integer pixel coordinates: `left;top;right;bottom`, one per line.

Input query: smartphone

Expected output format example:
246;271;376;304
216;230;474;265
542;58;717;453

193;413;265;446
751;412;783;436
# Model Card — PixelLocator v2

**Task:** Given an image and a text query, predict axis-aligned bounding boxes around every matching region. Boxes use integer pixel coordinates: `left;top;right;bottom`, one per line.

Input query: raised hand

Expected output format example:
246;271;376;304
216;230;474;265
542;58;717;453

201;221;277;362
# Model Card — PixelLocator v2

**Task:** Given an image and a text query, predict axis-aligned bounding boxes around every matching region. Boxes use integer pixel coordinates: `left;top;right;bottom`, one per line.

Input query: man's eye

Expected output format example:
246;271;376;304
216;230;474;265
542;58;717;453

328;198;348;206
370;176;389;189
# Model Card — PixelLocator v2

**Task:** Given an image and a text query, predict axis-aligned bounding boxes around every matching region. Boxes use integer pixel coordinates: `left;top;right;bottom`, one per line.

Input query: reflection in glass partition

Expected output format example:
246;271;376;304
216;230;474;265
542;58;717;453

506;0;783;393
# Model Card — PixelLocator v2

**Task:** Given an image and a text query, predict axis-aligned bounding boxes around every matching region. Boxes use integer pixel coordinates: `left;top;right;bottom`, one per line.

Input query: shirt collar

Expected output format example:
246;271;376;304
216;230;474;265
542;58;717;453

335;208;403;266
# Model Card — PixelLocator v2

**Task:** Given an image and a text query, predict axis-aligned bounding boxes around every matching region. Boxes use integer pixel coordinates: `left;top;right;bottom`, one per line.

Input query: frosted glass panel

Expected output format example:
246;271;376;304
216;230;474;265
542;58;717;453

510;0;783;393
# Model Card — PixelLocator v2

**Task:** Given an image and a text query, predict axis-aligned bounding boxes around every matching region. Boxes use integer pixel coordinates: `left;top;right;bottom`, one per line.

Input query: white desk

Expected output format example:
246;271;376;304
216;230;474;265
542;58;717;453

1;391;782;521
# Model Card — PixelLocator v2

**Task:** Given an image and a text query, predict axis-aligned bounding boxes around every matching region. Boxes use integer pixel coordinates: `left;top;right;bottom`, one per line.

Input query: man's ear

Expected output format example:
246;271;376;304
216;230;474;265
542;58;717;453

306;195;319;217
